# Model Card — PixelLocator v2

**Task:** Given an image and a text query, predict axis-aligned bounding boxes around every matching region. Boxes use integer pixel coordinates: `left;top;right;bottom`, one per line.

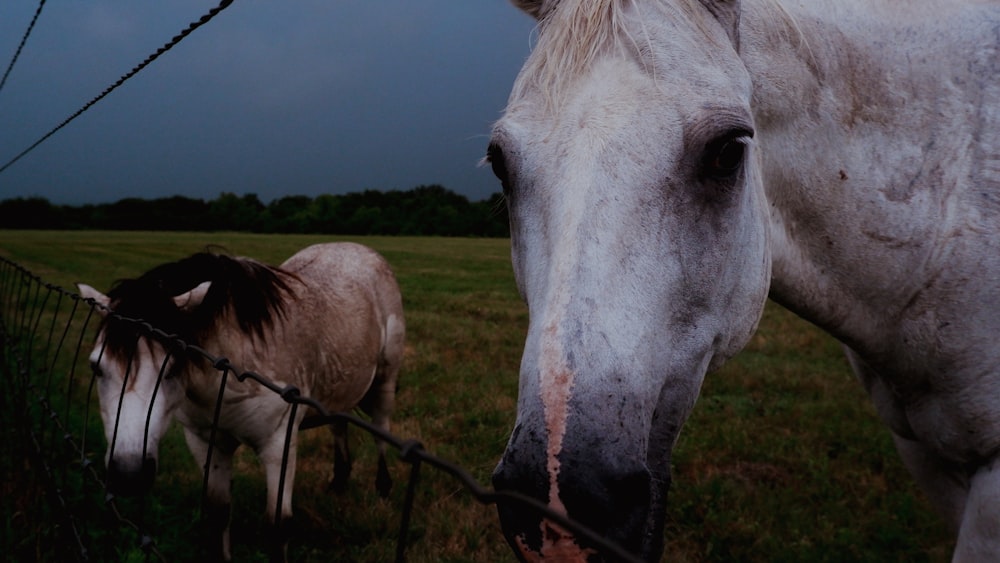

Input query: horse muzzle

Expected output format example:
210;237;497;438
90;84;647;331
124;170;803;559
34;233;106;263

492;428;666;562
106;454;157;497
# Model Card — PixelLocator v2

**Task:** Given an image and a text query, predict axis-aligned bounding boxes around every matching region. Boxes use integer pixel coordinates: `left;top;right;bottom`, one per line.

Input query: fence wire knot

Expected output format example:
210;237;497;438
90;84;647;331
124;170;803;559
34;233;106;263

280;385;301;402
399;439;424;463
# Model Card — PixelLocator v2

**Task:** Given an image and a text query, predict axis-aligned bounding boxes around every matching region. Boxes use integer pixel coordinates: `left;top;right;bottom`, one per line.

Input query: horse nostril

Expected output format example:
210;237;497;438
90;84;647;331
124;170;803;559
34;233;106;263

107;455;157;497
568;468;650;518
493;459;655;560
557;466;653;556
493;456;551;556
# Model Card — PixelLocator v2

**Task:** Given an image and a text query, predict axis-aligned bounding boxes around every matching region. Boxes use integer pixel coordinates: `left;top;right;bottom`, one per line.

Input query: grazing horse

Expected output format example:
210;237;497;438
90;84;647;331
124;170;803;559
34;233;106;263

487;0;1000;560
77;242;405;561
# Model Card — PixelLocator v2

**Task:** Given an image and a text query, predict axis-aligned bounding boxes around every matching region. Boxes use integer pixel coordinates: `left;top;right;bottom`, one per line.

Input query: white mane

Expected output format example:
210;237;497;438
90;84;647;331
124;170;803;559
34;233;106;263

508;0;804;108
509;0;634;106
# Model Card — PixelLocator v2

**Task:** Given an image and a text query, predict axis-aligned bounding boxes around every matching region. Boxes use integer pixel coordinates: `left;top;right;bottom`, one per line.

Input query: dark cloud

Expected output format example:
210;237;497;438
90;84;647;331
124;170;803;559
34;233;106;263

0;1;534;204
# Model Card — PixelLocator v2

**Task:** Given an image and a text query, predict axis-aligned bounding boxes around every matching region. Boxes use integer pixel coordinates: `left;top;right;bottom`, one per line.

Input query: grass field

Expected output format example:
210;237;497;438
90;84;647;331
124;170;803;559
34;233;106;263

0;230;953;561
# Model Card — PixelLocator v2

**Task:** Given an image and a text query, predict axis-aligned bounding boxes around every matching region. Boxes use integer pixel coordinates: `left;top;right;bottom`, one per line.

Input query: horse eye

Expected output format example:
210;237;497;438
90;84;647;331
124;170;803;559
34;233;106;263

702;130;752;180
90;361;103;378
487;142;512;194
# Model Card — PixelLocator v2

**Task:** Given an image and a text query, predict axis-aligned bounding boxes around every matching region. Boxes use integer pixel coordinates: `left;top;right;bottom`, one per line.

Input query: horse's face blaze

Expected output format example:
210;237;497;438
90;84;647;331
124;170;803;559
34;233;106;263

90;329;182;496
489;1;771;560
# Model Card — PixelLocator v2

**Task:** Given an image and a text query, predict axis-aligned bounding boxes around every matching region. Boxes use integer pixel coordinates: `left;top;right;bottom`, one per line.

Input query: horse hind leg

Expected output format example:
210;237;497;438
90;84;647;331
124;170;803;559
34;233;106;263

374;436;392;499
361;321;403;498
359;373;395;498
328;419;352;493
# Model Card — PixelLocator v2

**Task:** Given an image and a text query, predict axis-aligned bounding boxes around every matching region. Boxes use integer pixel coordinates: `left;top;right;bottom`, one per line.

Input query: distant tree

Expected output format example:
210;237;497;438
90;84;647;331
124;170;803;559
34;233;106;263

0;197;64;229
208;192;265;232
60;203;95;230
94;198;150;230
151;196;211;230
263;195;313;233
307;194;342;233
83;196;208;231
344;205;383;235
0;187;511;236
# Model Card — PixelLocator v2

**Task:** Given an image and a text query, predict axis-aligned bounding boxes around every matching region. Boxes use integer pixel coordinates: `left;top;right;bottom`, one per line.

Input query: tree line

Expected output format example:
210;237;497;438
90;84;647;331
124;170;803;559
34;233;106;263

0;185;509;237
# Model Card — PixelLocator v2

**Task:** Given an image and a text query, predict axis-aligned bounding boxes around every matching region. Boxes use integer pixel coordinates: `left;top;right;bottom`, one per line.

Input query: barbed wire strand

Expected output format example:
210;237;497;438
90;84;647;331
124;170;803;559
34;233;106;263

0;0;235;177
0;0;47;96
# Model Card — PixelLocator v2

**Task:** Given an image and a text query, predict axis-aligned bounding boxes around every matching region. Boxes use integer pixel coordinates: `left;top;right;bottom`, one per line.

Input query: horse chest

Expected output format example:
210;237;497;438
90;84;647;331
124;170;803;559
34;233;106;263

177;384;289;439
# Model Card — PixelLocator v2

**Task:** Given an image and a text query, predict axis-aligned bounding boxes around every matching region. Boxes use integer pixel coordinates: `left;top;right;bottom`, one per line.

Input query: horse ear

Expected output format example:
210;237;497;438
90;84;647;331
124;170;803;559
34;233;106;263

511;0;547;19
77;283;110;315
173;281;211;312
699;0;741;50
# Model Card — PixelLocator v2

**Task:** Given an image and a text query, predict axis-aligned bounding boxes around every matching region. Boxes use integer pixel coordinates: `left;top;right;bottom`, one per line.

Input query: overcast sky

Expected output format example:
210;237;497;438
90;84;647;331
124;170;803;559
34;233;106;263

0;1;535;205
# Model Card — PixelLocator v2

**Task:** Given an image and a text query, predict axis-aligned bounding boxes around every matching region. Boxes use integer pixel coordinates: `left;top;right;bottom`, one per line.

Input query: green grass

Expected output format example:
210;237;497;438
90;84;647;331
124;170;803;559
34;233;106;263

0;230;953;561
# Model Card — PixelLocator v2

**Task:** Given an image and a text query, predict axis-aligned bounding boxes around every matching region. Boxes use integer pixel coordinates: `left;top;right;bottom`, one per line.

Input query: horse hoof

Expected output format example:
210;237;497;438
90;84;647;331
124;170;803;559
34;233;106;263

328;475;349;494
376;463;392;498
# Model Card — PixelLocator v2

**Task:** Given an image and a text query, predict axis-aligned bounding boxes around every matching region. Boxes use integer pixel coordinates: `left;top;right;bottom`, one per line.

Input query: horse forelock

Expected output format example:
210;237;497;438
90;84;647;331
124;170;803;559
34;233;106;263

100;276;191;366
100;252;296;362
508;0;803;110
511;0;630;106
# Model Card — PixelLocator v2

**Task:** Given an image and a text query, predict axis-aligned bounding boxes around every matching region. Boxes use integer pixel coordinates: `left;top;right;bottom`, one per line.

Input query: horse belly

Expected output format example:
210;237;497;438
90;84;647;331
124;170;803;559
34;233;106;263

176;390;290;444
307;349;379;413
280;312;383;417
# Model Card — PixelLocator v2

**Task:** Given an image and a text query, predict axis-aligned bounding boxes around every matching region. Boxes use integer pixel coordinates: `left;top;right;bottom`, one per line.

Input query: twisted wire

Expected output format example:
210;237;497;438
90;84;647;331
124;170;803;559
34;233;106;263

0;0;236;176
0;0;47;95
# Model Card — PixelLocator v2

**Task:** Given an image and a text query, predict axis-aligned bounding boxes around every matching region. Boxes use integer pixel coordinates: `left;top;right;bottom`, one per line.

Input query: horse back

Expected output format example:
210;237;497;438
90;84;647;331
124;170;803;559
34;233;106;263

275;242;405;414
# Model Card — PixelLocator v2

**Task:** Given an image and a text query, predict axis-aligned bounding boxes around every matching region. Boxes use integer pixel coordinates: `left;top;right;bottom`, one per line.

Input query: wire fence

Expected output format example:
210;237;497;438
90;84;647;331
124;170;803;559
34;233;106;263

0;255;641;562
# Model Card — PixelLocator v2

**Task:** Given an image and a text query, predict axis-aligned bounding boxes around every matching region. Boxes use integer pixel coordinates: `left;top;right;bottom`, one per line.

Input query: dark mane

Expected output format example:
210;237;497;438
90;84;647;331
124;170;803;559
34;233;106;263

100;249;296;359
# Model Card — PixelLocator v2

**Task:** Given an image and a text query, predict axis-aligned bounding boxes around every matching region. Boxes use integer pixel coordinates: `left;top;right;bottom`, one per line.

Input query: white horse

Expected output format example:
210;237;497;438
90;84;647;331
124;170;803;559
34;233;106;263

487;0;1000;560
77;242;405;562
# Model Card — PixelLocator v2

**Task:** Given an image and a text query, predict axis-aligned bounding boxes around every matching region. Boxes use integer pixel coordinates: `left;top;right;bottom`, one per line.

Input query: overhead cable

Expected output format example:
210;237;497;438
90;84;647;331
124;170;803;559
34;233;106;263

0;0;47;96
0;0;235;177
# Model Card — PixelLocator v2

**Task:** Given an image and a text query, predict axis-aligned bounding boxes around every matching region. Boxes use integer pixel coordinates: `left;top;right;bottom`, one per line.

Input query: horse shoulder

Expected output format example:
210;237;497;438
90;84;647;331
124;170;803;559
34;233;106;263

749;0;1000;462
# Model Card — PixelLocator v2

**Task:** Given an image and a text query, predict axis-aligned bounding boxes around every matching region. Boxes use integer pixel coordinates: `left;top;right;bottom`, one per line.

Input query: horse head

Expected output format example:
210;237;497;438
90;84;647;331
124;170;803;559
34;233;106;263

489;0;770;559
78;281;211;497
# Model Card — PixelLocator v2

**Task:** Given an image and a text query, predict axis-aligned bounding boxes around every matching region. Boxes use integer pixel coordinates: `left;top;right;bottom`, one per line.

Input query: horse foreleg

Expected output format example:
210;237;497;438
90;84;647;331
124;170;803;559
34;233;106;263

258;432;298;563
328;419;352;493
891;432;968;535
184;428;238;562
846;348;969;533
953;458;1000;562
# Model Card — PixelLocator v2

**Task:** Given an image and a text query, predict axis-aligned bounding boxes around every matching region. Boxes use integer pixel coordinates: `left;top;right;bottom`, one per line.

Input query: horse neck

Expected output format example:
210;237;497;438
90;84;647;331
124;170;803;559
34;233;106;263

739;0;999;349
